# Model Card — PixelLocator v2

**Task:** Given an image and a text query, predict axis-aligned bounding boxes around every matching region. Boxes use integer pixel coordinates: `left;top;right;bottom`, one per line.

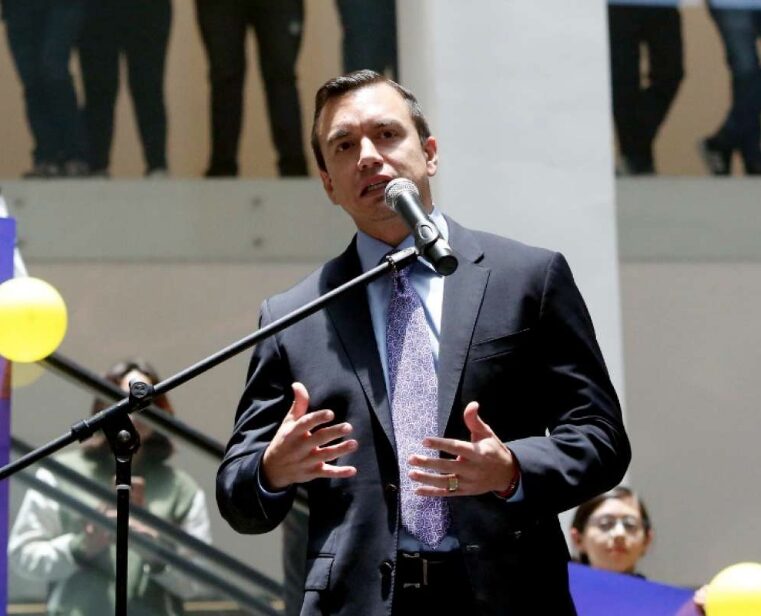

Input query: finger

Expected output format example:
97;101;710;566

311;439;358;462
415;485;463;497
287;382;310;420
423;437;474;459
308;463;358;481
310;422;353;447
463;402;493;440
408;469;455;489
408;454;459;474
295;409;336;434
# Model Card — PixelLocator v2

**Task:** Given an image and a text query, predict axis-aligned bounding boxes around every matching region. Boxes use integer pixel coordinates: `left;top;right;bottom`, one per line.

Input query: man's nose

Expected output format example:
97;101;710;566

358;137;382;169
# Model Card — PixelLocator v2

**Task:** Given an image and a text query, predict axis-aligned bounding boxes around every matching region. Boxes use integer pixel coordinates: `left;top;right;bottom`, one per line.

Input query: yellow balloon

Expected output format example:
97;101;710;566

707;562;761;616
11;360;45;389
0;277;68;362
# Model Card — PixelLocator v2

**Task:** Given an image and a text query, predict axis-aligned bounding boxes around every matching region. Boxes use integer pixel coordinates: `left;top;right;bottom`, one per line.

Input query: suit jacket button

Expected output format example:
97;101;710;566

384;483;398;495
379;560;394;576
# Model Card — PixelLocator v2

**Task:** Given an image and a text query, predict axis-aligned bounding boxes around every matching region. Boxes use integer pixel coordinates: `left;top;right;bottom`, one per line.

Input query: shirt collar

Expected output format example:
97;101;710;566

356;207;449;274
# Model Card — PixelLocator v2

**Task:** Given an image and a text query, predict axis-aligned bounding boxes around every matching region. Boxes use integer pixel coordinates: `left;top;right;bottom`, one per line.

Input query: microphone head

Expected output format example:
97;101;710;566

384;178;419;211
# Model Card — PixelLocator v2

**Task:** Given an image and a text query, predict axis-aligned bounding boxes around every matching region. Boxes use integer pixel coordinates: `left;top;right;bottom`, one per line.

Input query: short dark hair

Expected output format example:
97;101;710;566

310;69;432;171
571;486;652;565
83;358;175;461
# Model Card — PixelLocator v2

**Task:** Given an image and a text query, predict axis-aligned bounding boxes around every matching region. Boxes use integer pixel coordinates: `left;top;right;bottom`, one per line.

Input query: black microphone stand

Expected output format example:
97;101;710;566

0;247;420;616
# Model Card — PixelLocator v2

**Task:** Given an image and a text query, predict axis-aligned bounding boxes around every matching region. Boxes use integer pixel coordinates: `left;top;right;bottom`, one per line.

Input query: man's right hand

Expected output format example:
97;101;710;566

261;382;358;491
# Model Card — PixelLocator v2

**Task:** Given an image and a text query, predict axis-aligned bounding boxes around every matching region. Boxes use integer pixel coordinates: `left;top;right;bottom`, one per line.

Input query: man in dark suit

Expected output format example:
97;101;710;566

217;70;631;615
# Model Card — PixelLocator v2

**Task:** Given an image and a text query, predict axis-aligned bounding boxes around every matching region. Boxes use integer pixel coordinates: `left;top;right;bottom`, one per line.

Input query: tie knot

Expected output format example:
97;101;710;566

393;264;413;281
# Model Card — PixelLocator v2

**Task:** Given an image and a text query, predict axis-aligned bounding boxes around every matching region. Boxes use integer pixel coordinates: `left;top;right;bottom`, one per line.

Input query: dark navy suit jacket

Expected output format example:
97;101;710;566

217;217;631;615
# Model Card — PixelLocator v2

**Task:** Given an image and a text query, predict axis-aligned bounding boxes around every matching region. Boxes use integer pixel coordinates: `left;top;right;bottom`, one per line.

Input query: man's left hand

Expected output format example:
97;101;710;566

408;402;517;497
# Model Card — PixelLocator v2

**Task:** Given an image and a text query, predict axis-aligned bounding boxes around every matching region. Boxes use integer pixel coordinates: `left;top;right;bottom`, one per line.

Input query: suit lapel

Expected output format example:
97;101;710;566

438;219;489;435
323;241;397;456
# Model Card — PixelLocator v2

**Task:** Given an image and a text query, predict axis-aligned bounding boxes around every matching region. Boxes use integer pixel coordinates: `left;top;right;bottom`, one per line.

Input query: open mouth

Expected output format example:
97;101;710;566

360;179;390;197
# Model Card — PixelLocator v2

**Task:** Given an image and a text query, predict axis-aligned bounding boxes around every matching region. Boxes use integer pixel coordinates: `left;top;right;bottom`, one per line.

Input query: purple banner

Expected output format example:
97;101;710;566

569;562;696;615
0;216;16;616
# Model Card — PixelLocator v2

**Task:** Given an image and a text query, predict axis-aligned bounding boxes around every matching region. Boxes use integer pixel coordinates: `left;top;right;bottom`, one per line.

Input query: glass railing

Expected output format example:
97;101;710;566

11;447;280;614
6;350;308;615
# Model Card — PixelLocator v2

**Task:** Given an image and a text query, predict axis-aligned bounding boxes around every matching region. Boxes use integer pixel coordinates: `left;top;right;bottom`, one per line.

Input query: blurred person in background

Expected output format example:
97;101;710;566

608;0;684;175
571;486;654;576
700;0;761;175
335;0;398;79
194;0;308;178
9;359;211;615
1;0;89;178
78;0;172;178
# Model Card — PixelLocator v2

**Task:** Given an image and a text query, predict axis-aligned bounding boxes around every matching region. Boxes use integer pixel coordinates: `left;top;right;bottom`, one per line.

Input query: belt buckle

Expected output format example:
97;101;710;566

401;552;430;589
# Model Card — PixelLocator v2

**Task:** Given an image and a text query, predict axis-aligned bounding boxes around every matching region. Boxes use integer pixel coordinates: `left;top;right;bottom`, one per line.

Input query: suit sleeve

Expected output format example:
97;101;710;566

216;299;297;534
506;252;631;515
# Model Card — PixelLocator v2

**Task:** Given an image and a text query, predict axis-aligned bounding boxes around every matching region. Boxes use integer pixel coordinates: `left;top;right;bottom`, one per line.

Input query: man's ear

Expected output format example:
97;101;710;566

319;169;339;205
424;136;438;177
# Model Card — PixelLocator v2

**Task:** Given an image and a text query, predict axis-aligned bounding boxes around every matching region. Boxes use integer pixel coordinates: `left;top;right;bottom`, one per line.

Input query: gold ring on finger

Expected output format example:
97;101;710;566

447;474;459;493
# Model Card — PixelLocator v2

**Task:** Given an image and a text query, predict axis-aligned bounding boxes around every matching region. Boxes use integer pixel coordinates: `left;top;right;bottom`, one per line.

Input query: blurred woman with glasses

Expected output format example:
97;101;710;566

570;486;653;576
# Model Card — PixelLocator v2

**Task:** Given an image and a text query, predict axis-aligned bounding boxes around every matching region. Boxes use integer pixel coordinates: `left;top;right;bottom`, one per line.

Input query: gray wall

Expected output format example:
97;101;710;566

621;261;761;584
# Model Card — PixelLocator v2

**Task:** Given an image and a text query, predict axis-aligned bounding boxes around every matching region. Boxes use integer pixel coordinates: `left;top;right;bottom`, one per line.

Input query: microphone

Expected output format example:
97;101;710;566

384;178;458;276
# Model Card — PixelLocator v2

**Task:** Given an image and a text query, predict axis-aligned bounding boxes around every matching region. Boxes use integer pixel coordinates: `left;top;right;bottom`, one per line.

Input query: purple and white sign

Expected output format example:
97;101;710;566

0;216;16;616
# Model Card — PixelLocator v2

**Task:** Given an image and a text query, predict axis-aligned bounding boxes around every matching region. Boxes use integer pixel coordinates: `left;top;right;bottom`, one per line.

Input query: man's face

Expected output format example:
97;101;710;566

316;82;438;245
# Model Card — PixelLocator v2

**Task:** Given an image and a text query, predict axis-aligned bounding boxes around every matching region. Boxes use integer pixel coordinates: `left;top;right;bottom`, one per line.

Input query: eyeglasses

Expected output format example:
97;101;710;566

588;514;645;535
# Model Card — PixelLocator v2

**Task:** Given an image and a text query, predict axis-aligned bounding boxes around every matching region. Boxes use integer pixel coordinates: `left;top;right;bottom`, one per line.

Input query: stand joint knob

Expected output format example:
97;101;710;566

129;381;154;409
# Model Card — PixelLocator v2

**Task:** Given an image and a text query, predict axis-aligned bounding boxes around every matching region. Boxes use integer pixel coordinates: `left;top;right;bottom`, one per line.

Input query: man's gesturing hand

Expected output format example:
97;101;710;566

408;402;517;497
261;382;358;491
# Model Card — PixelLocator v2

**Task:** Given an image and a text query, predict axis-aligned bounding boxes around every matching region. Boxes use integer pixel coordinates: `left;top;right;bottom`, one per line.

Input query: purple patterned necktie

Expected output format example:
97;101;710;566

386;267;450;547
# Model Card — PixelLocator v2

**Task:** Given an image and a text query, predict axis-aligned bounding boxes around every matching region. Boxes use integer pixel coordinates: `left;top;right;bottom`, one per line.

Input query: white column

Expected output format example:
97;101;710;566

398;0;625;405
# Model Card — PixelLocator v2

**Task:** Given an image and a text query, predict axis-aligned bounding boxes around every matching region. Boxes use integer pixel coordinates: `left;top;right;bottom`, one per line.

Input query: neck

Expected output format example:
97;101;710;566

361;220;411;248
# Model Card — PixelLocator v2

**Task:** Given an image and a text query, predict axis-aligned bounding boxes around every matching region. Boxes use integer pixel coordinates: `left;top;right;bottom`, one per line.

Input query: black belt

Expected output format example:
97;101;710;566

395;550;467;589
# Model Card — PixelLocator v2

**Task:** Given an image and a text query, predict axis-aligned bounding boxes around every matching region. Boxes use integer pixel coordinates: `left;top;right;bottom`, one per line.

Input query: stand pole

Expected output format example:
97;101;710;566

115;452;131;616
100;384;143;616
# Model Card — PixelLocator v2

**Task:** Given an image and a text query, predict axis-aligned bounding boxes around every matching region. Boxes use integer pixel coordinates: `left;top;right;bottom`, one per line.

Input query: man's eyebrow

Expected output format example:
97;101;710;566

326;127;352;146
374;119;402;129
326;119;403;145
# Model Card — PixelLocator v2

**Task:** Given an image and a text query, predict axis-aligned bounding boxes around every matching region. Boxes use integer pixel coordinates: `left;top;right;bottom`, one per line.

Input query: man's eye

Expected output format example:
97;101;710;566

336;141;352;153
381;130;396;139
